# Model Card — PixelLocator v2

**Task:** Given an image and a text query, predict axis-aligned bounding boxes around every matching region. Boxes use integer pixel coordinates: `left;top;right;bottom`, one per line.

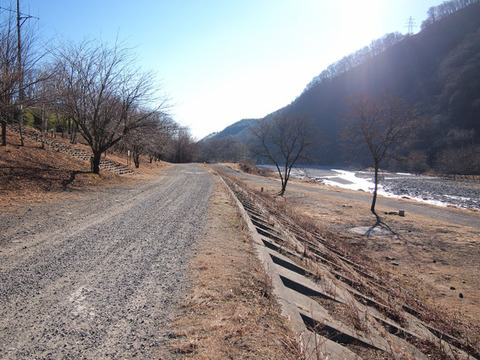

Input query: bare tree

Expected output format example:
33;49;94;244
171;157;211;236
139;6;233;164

0;13;18;146
342;93;415;214
171;127;196;163
119;112;175;168
30;65;65;138
55;39;167;174
23;66;61;148
250;113;317;196
148;117;178;163
1;2;47;146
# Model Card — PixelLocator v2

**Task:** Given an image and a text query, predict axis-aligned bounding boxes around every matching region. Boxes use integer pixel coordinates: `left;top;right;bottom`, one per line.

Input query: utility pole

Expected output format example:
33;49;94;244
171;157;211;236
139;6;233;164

16;0;36;146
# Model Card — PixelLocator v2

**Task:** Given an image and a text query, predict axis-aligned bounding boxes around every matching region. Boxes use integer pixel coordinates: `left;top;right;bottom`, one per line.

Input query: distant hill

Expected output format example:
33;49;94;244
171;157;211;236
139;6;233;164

206;0;480;173
205;118;257;143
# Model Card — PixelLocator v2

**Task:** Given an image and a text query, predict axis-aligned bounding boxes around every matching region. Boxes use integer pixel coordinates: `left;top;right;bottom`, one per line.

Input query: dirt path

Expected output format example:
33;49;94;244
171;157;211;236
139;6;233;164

0;164;214;359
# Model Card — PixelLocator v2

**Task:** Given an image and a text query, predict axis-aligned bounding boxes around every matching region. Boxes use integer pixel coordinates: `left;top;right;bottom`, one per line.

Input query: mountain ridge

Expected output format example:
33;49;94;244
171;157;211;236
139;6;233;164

205;0;480;173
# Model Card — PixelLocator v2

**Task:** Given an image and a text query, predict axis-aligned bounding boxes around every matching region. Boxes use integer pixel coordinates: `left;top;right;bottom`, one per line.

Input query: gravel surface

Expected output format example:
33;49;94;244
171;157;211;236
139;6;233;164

294;168;480;210
381;174;480;209
0;163;214;359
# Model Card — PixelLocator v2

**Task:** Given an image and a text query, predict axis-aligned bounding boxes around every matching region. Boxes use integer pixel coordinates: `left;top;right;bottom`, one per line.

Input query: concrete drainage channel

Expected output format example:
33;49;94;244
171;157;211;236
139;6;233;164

219;174;479;360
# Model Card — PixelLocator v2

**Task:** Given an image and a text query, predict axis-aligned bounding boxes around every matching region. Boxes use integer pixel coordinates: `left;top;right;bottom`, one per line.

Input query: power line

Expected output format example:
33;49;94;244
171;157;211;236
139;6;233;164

0;5;39;23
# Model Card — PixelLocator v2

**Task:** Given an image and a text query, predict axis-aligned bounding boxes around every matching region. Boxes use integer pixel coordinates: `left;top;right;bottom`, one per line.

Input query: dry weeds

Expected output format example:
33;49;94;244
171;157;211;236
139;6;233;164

287;184;479;330
164;175;303;359
225;164;480;354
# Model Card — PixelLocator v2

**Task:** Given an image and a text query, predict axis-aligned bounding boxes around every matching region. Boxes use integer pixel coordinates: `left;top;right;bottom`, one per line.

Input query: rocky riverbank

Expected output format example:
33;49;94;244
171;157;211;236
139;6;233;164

383;174;480;210
290;167;480;211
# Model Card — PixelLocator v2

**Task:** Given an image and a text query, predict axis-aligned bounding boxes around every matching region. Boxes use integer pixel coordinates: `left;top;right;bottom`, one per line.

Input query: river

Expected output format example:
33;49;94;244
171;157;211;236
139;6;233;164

261;165;480;210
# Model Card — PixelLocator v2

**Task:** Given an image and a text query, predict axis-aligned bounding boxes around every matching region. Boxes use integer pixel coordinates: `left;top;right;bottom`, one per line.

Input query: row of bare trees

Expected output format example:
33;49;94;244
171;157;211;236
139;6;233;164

51;40;170;173
1;3;193;173
421;0;479;30
247;93;416;215
304;32;405;92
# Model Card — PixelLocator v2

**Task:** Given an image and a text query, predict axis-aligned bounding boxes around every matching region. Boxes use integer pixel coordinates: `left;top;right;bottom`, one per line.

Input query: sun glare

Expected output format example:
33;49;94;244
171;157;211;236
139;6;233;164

338;0;385;52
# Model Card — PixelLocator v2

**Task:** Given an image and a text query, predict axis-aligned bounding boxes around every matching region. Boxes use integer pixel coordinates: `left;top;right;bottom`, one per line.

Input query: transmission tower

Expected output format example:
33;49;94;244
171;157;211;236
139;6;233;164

405;16;416;35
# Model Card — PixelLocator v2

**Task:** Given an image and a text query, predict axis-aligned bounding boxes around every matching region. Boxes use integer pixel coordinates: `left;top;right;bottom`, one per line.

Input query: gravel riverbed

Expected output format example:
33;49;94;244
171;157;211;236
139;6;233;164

0;163;214;359
382;174;480;210
291;167;480;211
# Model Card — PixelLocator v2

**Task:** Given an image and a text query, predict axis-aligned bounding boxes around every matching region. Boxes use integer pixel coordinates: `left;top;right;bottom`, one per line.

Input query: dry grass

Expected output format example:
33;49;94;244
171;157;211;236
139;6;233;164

285;184;480;331
236;161;274;177
0;130;169;211
224;164;480;354
163;175;304;359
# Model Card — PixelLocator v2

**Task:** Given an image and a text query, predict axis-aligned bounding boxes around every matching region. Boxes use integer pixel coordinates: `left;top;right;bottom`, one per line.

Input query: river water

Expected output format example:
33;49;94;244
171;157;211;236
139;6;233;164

261;165;480;210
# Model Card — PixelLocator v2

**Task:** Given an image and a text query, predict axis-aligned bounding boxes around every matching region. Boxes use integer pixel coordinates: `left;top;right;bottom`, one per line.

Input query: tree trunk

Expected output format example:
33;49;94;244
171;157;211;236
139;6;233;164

277;164;291;197
133;153;140;168
41;106;46;149
91;151;101;174
71;123;78;144
61;115;65;139
371;163;379;214
1;119;6;146
54;112;59;138
274;164;286;196
18;108;24;146
16;0;24;147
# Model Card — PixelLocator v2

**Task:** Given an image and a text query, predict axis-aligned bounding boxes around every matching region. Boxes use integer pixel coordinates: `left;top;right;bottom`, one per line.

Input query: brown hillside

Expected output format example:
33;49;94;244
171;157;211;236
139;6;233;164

0;129;166;209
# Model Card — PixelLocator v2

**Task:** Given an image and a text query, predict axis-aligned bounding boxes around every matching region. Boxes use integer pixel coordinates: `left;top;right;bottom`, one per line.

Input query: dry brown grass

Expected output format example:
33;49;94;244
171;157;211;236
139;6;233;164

284;184;480;331
0;130;169;211
163;175;304;359
224;165;480;353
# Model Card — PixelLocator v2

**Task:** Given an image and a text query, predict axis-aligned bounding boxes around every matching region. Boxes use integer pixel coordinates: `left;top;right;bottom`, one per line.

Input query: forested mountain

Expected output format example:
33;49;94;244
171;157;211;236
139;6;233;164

206;0;480;173
204;118;256;142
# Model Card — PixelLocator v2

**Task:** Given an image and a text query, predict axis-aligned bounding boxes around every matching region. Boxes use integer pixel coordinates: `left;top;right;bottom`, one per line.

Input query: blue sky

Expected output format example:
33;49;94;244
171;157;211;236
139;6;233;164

20;0;444;139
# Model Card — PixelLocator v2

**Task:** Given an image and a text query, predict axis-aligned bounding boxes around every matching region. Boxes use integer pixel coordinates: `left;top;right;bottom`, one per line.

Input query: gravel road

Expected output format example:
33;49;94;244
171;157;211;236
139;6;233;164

0;163;214;359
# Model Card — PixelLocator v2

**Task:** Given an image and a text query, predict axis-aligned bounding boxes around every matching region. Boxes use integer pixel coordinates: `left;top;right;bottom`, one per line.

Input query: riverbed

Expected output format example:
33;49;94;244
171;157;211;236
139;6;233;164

264;166;480;210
